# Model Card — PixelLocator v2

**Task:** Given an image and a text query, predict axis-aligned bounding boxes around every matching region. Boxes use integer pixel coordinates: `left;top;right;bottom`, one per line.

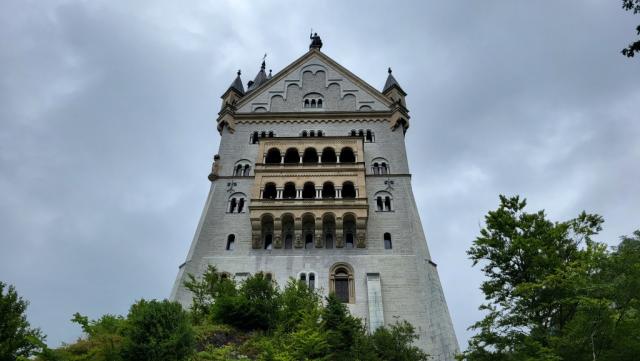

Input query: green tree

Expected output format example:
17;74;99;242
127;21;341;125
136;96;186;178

211;273;279;331
0;282;45;361
371;321;429;361
622;0;640;57
321;294;375;361
121;299;194;361
183;266;235;324
459;195;640;361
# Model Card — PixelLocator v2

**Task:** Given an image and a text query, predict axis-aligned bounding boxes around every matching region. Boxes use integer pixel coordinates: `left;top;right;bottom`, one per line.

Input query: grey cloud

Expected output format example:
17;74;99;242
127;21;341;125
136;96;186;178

1;0;638;348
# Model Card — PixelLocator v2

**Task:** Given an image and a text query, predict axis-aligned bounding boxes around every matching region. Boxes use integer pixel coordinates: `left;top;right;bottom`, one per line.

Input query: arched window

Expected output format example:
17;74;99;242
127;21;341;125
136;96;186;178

384;233;392;249
263;183;277;199
252;131;259;144
329;263;355;303
308;273;315;290
304;99;310;108
261;214;274;250
311;99;316;108
371;158;389;175
226;234;235;251
282;214;294;250
339;147;355;163
317;130;323;137
268;131;274;138
300;273;307;282
342;182;356;199
265;148;281;164
350;130;356;137
261;131;267;138
302;213;315;249
317;99;323;108
284;148;299;164
302;130;308;137
302;148;318;163
234;160;252;176
321;147;337;163
302;182;316;199
366;130;373;142
310;130;315;137
375;191;392;212
322;182;335;198
283;182;296;199
358;130;364;137
228;193;246;213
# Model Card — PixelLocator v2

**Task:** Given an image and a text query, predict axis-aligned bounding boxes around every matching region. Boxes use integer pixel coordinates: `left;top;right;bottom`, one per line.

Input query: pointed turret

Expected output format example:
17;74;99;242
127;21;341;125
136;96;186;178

383;67;410;133
382;67;406;95
246;60;268;93
229;70;244;95
218;70;245;134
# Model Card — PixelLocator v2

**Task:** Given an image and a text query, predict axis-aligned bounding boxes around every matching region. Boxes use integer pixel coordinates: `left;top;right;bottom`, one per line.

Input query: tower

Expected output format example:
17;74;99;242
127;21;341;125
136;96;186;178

170;34;459;360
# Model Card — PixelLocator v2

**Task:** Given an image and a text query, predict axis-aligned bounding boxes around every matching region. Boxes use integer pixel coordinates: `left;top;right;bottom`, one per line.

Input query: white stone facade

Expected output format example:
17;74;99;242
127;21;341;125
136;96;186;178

170;48;459;360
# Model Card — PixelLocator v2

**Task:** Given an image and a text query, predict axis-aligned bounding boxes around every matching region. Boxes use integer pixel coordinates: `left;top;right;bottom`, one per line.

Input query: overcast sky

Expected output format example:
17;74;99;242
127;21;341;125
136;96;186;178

1;0;639;349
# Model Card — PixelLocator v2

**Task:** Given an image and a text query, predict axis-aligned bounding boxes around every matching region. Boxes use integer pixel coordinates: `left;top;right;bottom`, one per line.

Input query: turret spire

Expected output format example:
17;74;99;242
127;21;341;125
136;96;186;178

226;69;244;95
382;67;405;95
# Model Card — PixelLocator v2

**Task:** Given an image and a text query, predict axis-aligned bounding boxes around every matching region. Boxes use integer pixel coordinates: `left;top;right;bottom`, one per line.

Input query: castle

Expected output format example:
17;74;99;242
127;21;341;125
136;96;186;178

170;34;459;360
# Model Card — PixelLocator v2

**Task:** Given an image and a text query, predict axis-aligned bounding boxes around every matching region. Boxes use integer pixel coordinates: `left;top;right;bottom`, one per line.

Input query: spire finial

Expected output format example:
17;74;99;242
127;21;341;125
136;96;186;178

237;69;241;76
388;67;392;74
269;69;272;76
261;53;267;70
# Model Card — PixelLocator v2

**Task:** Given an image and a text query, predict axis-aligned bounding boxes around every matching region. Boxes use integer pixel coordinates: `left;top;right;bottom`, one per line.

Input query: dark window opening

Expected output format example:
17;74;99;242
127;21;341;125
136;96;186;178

261;131;267;138
350;130;356;137
335;277;349;303
381;163;388;174
302;182;316;199
345;233;354;248
305;234;314;249
284;148;299;163
342;182;356;199
317;130;323;137
376;196;383;211
304;99;310;108
252;131;259;144
366;130;373;142
264;234;273;250
317;99;323;108
339;147;355;163
325;234;333;249
321;147;337;163
310;130;315;137
283;182;296;199
268;131;274;138
384;233;392;249
300;273;306;282
263;183;277;199
302;130;308;137
358;130;364;137
384;196;392;211
308;273;315;290
265;148;281;164
322;182;335;198
229;198;237;213
302;148;318;163
237;198;245;213
285;234;293;249
226;234;235;251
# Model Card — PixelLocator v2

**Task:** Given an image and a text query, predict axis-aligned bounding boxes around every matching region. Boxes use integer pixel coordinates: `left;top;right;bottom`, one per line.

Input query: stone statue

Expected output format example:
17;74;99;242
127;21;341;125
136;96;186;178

208;154;220;182
309;32;323;50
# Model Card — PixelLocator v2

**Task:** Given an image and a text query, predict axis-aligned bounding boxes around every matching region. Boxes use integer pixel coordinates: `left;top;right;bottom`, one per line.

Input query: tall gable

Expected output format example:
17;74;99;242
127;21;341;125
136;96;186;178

236;51;391;113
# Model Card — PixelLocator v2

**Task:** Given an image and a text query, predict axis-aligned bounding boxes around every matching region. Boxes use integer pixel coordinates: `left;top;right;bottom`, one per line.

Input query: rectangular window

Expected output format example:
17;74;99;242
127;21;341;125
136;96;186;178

335;278;349;303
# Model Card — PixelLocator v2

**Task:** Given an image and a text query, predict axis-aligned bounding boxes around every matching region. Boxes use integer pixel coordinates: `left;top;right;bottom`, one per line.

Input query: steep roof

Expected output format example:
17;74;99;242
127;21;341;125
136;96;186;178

382;68;406;95
227;70;244;95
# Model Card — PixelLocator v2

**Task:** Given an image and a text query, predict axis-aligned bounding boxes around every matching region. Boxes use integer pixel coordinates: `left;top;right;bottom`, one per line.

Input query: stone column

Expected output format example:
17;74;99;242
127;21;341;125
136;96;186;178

297;189;302;198
299;153;303;164
277;189;283;199
335;217;344;248
280;155;285;164
274;218;283;248
251;218;262;249
316;188;322;198
336;153;340;163
336;188;342;199
315;218;323;248
294;217;303;248
318;153;322;164
356;218;367;248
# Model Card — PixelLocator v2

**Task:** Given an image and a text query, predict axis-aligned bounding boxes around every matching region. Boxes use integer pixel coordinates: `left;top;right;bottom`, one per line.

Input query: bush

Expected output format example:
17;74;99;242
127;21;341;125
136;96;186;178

120;299;194;361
